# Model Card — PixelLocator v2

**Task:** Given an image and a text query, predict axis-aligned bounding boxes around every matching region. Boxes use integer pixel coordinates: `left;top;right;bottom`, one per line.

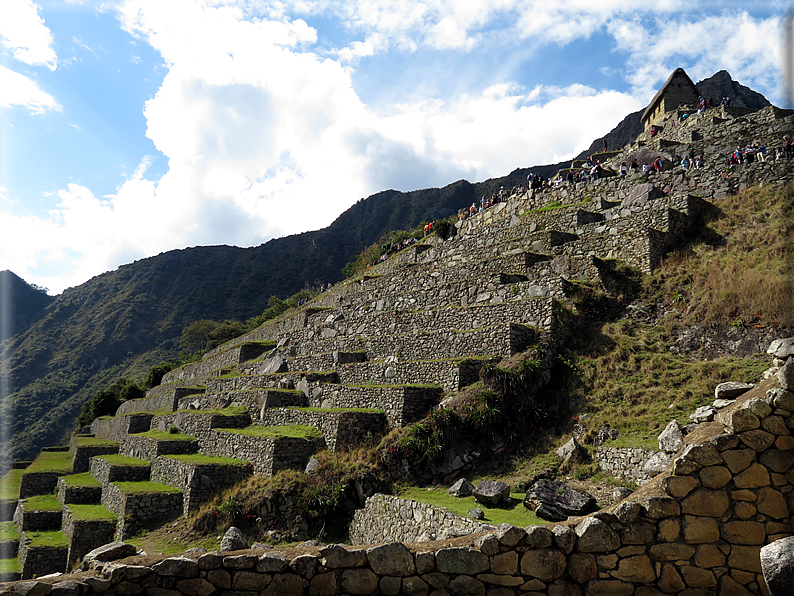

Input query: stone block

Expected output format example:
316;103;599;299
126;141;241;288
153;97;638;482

699;465;732;488
574;517;619;553
435;547;489;575
739;429;775;451
721;521;766;545
733;463;770;488
681;489;729;517
520;549;566;582
722;449;755;474
366;543;415;576
683;515;720;544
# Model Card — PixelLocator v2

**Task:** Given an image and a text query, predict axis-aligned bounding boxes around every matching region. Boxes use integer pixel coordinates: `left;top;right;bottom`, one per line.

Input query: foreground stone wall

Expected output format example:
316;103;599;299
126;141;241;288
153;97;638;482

594;446;663;486
349;494;485;544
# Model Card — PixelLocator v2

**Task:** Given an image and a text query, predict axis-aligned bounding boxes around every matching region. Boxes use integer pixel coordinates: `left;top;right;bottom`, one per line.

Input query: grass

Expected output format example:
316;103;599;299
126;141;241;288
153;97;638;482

217;425;322;439
0;522;19;543
25;450;73;474
113;481;182;495
556;317;771;450
67;504;116;521
61;472;101;488
0;558;21;574
132;429;196;442
398;486;547;526
645;183;793;328
72;436;119;449
26;531;68;549
96;454;150;467
126;530;219;555
164;454;251;466
0;470;24;501
22;495;62;512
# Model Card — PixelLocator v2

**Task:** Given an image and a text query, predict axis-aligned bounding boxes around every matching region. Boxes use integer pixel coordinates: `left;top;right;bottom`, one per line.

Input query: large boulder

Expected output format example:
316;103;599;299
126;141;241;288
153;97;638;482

82;542;137;565
523;479;596;521
714;381;753;401
767;338;794;359
448;478;474;498
472;480;511;506
658;420;684;453
621;183;666;206
761;536;794;596
556;437;587;464
220;527;247;552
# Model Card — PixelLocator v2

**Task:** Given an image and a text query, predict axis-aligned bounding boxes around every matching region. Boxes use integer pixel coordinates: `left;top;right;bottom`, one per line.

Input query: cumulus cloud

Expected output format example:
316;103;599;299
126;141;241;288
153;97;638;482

610;12;782;103
0;0;57;69
0;65;60;113
6;0;781;295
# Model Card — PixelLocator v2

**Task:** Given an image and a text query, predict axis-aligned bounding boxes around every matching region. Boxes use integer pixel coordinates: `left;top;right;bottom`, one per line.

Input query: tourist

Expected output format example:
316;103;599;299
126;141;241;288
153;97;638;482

653;157;663;172
619;161;628;176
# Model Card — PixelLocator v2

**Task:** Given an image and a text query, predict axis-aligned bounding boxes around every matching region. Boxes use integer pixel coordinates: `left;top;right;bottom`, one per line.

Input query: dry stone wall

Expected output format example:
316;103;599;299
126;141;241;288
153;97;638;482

259;409;386;452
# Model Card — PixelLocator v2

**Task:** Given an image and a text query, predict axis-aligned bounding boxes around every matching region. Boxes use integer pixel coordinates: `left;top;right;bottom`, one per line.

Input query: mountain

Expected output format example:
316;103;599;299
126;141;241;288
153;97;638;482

573;70;770;159
0;271;54;343
0;70;773;467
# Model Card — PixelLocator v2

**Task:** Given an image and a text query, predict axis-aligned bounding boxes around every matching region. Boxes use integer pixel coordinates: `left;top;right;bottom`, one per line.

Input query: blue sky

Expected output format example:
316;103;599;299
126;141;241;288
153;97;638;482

0;0;785;295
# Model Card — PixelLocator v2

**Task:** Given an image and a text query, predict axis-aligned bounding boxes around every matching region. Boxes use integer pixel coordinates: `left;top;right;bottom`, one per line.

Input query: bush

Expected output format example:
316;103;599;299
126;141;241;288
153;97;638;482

77;379;144;426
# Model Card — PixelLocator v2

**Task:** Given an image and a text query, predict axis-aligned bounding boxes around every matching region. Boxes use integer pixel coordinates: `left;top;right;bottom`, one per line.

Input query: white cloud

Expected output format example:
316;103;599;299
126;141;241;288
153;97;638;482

610;12;782;103
0;0;57;69
6;1;782;296
0;65;60;113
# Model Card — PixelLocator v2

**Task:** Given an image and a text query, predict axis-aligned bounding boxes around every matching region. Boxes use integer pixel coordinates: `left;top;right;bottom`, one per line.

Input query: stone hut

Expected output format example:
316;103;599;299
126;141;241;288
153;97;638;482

641;67;700;131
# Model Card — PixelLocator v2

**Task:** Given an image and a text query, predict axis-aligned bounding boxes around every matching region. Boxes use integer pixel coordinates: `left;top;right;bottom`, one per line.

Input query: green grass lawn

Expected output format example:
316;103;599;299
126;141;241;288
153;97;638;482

217;425;322;439
67;504;116;521
97;454;150;467
23;495;62;512
0;522;19;543
113;481;182;495
27;531;68;548
61;472;101;487
164;454;251;466
398;487;547;527
0;558;21;574
25;451;73;474
0;470;24;501
72;436;119;449
133;430;196;442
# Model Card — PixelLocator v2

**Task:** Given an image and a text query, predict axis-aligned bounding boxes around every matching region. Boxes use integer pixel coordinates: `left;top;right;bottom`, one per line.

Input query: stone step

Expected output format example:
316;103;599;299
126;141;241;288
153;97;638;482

0;558;21;583
101;481;183;540
148;408;253;453
176;388;310;422
91;413;155;441
162;341;275;385
0;469;23;523
90;455;151;485
119;385;206;416
307;383;444;428
18;530;68;579
19;449;73;499
150;454;253;513
14;495;63;532
62;504;116;568
209;426;326;477
291;322;541;363
119;430;199;462
69;435;120;474
56;473;103;505
259;407;387;452
0;522;19;559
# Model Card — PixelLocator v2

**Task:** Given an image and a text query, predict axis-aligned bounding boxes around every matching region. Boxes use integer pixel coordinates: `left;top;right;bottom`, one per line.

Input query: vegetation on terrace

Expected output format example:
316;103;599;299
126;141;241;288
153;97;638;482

67;504;116;521
25;451;72;474
95;455;150;467
0;470;23;501
22;495;62;512
61;472;100;487
169;181;792;545
218;425;322;439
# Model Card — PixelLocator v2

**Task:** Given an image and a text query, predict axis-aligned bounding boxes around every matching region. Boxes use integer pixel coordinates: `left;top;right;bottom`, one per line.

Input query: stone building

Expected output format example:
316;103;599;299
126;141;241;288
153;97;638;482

641;67;700;131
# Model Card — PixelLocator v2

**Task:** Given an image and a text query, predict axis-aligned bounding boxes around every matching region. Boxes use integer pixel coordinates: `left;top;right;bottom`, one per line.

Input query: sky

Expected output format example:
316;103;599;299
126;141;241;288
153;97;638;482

0;0;786;295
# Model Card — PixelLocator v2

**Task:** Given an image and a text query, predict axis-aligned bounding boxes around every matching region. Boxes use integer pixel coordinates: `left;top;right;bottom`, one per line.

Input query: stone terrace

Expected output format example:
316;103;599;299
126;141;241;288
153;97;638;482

2;100;793;581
